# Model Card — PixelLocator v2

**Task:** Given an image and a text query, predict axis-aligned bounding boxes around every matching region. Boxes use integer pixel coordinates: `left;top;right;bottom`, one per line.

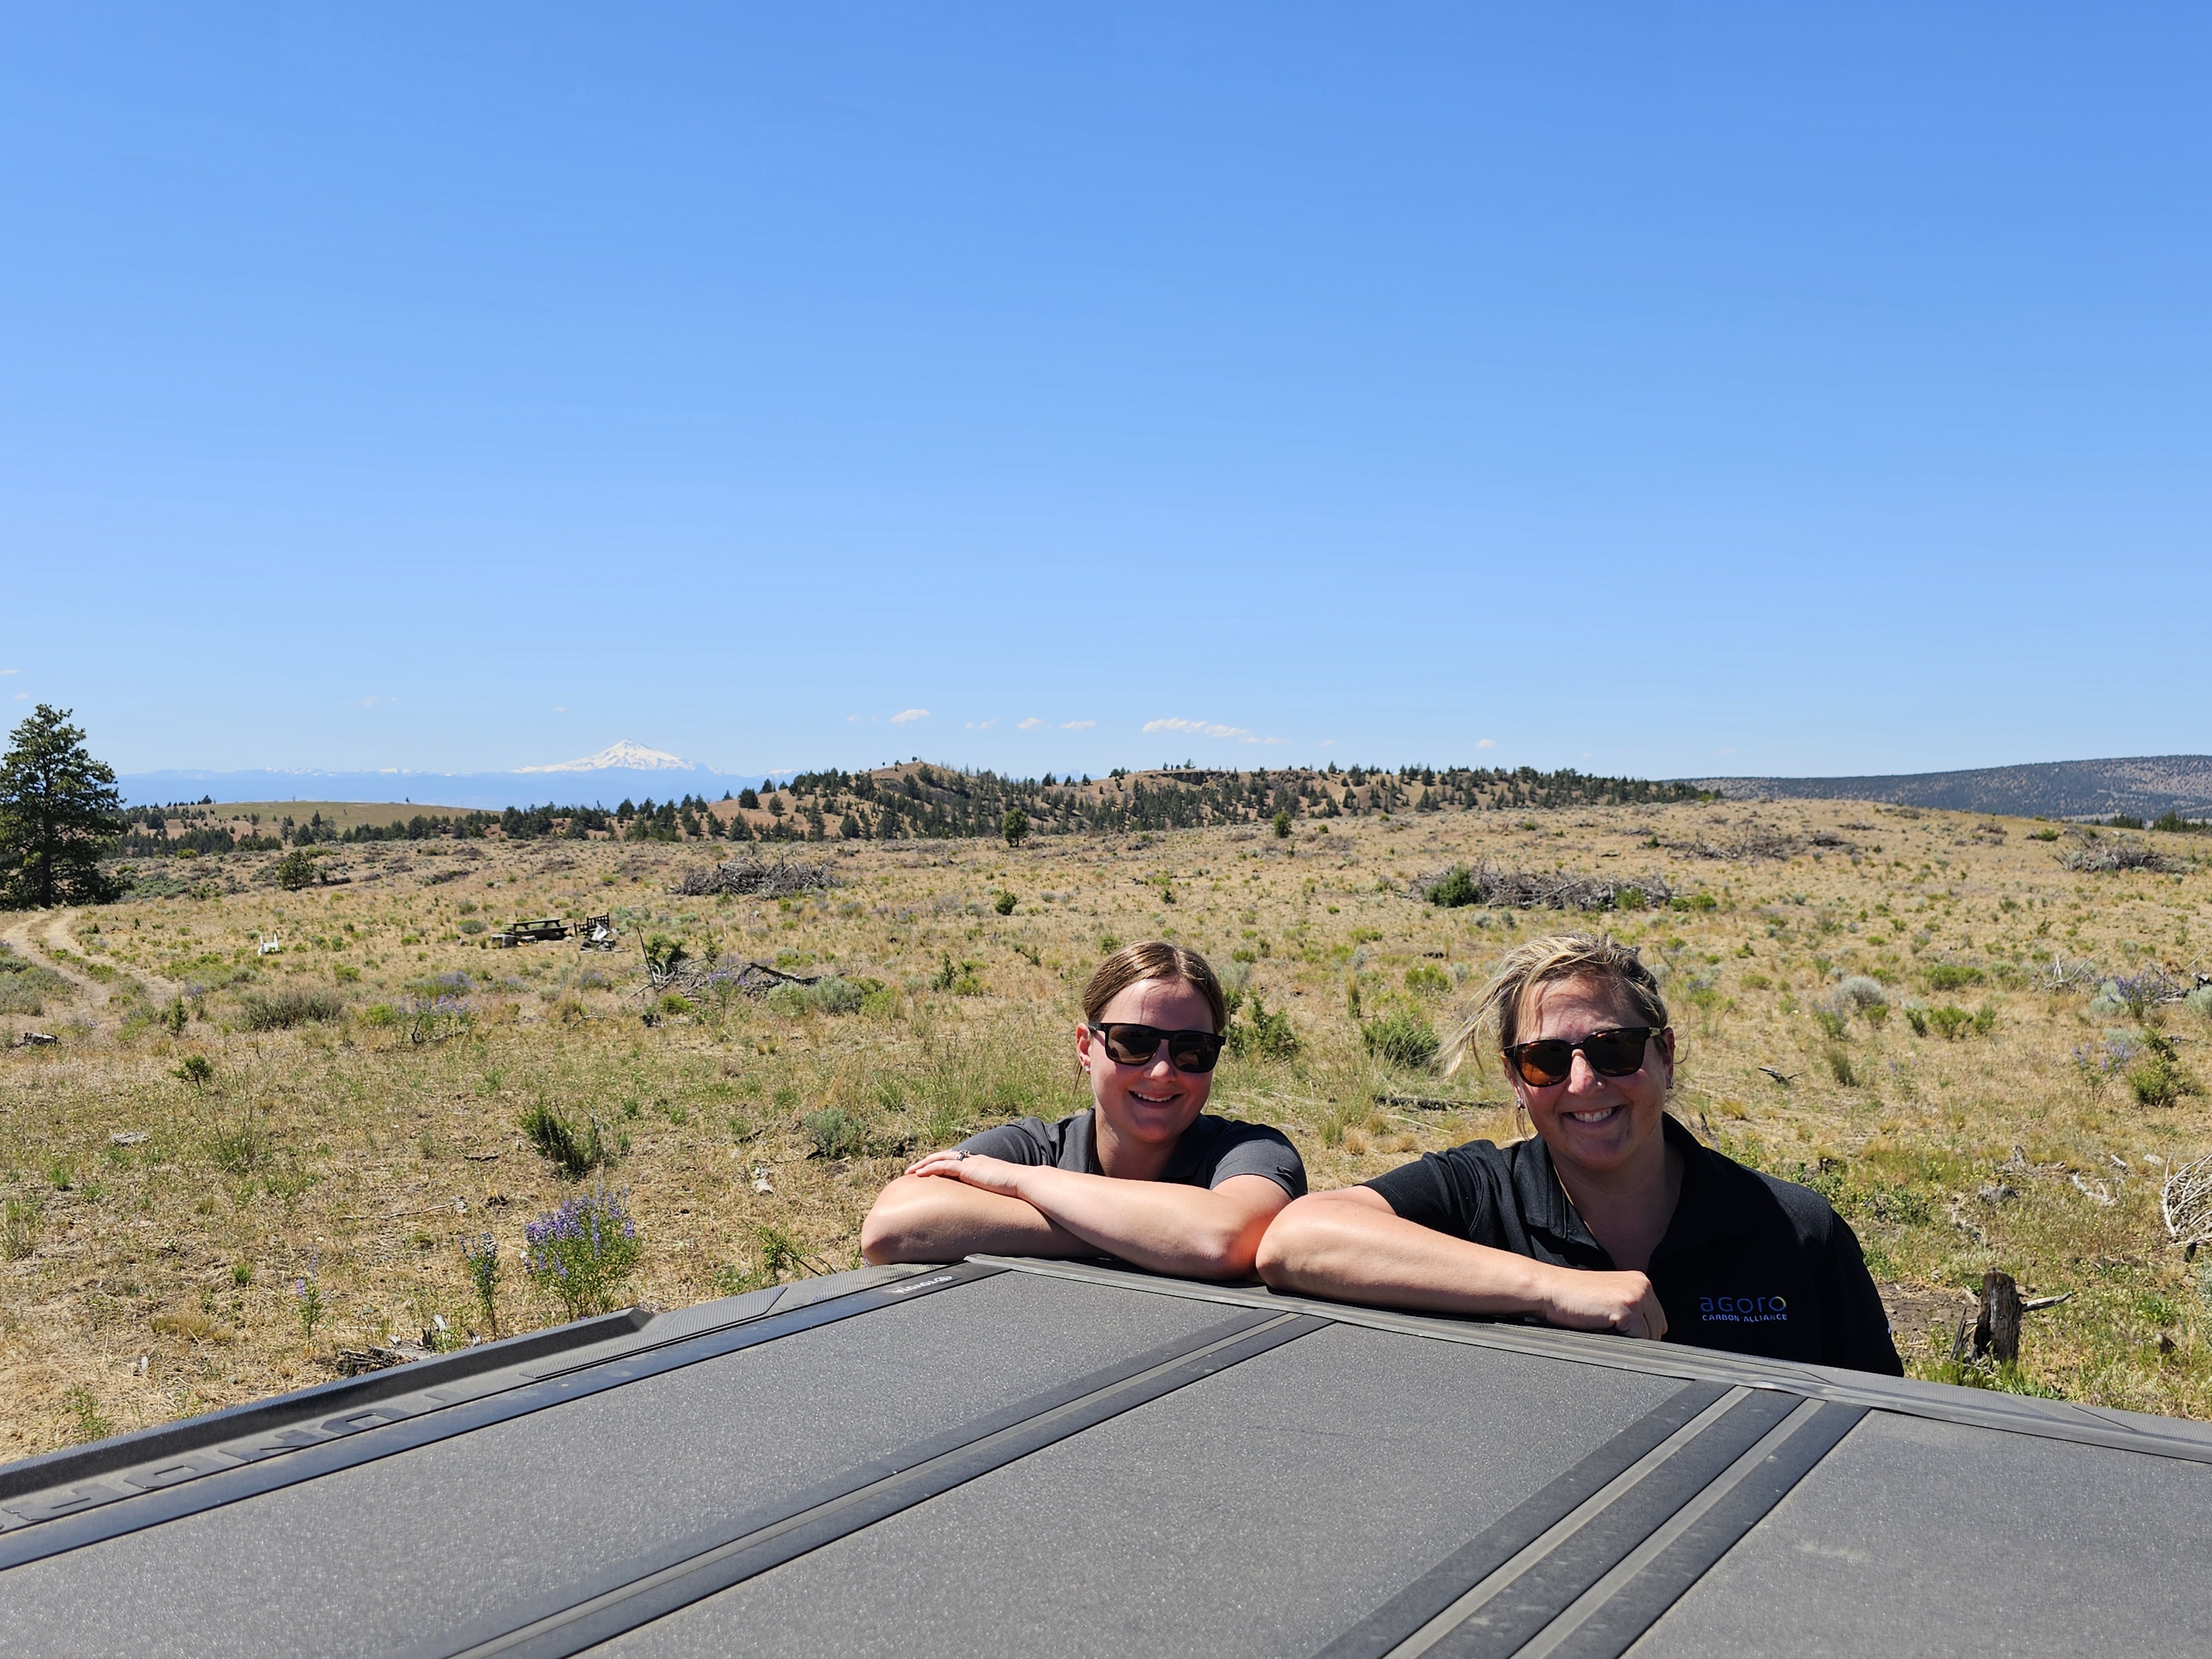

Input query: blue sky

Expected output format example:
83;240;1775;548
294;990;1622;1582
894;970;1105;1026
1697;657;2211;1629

4;5;2207;782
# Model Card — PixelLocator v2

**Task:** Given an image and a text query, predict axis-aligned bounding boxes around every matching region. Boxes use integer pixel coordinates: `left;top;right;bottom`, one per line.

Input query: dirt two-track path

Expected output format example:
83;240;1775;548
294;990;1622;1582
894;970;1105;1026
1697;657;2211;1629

0;907;184;1030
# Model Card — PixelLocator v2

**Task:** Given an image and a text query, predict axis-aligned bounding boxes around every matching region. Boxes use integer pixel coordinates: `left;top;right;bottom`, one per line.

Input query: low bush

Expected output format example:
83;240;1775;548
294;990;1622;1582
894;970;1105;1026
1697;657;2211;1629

1361;1004;1438;1070
520;1103;617;1180
236;989;343;1031
1925;963;1984;993
2127;1034;2200;1109
1927;1004;1973;1041
800;1106;870;1160
1228;993;1301;1061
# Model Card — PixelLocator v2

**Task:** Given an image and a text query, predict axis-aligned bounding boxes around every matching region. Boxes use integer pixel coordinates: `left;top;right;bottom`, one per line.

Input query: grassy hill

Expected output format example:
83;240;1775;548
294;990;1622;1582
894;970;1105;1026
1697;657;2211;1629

1687;757;2212;822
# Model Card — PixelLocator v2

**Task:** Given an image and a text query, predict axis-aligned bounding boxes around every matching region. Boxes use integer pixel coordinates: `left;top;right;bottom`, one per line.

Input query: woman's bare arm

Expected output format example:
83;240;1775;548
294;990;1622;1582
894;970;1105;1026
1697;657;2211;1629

861;1154;1291;1279
1254;1187;1668;1338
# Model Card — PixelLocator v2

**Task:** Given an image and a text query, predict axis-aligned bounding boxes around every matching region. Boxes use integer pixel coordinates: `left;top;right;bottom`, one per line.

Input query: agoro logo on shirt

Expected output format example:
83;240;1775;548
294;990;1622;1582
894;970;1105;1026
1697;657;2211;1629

1698;1293;1789;1323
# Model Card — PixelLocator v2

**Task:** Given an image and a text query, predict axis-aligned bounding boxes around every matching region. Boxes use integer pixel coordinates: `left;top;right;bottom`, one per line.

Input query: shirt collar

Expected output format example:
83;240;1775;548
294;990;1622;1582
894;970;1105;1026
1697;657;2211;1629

1515;1113;1725;1259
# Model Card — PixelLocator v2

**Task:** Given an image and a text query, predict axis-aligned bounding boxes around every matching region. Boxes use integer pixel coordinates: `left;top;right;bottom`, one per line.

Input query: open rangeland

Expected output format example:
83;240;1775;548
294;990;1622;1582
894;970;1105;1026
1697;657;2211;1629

4;797;2210;1457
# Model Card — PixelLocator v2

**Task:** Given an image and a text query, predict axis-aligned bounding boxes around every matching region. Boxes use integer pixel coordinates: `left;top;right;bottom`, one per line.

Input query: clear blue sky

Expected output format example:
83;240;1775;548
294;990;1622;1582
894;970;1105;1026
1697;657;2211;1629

4;5;2207;782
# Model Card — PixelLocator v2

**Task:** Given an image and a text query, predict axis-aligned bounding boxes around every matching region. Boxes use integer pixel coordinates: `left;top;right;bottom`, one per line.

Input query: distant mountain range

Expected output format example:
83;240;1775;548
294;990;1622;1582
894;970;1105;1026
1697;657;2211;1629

118;740;768;812
1683;755;2212;820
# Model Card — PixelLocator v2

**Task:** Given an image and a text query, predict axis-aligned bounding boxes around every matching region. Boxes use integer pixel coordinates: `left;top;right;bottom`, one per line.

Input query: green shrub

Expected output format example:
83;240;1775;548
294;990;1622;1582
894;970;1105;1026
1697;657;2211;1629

1824;1045;1856;1086
1903;1000;1930;1037
1227;993;1300;1061
1272;808;1293;838
274;848;319;890
658;993;695;1016
1926;963;1984;992
1361;1004;1438;1070
173;1053;213;1087
930;953;984;995
994;890;1017;916
520;1103;616;1180
237;989;343;1031
1426;867;1480;909
360;1002;399;1028
1927;1004;1972;1041
2127;1034;2200;1109
1670;893;1718;912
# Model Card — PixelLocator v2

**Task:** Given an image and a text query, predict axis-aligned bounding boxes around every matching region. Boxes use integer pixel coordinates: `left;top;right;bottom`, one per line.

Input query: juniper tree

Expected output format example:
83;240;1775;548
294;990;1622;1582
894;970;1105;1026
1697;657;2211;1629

0;705;125;907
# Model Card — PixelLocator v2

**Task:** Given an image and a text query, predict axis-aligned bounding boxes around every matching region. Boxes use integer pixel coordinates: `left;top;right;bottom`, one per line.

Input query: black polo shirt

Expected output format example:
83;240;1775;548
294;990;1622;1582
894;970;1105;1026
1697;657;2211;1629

956;1109;1308;1199
1364;1115;1903;1375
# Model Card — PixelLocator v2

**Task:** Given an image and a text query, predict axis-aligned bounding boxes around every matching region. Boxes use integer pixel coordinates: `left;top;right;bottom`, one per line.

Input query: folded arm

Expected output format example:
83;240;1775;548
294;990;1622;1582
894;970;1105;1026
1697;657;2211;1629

860;1153;1291;1279
1253;1186;1668;1339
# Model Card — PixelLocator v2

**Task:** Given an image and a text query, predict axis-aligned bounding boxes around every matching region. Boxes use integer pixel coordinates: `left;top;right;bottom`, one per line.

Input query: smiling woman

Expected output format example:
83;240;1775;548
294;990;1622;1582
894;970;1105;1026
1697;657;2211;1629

858;942;1306;1279
1255;934;1903;1375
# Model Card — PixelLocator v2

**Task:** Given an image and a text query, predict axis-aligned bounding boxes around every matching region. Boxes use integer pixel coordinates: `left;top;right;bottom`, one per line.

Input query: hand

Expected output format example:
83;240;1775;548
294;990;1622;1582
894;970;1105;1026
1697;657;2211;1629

1538;1267;1668;1340
904;1149;1032;1199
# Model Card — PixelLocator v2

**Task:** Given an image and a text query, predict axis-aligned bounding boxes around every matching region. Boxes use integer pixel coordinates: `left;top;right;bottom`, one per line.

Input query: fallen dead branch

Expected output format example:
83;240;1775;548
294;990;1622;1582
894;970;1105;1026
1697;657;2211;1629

1418;862;1673;912
669;853;842;899
2061;837;2180;875
1666;829;1856;862
2160;1155;2212;1250
640;958;827;997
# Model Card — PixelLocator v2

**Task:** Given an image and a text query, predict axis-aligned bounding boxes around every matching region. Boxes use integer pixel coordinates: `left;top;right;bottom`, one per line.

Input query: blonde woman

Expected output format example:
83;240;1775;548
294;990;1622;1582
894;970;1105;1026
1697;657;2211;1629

861;942;1306;1279
1257;935;1901;1374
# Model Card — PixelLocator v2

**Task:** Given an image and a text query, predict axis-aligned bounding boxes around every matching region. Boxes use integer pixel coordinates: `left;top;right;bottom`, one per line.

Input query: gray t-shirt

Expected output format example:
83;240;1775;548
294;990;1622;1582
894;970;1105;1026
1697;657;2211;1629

955;1108;1307;1198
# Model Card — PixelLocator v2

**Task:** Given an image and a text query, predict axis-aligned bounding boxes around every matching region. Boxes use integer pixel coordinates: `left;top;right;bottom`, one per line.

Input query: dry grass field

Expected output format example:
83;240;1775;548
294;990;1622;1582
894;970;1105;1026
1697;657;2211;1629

5;797;2211;1457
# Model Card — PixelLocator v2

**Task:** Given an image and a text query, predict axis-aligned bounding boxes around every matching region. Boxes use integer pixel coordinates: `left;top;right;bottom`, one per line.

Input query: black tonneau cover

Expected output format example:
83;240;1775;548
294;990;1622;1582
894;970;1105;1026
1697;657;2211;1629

4;1257;2208;1656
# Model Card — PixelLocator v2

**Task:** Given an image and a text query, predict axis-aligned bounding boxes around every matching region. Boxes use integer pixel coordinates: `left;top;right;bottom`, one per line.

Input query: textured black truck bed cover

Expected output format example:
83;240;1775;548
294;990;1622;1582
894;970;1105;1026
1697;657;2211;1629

4;1255;2208;1657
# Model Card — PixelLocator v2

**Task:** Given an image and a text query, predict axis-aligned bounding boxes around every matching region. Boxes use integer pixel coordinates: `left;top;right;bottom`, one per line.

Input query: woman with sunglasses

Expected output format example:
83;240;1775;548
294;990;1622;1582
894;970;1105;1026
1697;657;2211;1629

1256;935;1900;1373
860;942;1306;1278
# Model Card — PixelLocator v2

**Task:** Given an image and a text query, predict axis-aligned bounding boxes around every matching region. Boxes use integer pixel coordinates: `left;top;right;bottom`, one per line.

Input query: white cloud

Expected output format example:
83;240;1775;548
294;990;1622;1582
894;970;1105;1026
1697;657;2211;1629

555;706;567;714
1141;715;1281;745
1476;737;1496;750
1061;719;1094;730
890;708;930;724
1143;716;1248;739
964;718;998;730
1017;717;1044;730
0;668;17;675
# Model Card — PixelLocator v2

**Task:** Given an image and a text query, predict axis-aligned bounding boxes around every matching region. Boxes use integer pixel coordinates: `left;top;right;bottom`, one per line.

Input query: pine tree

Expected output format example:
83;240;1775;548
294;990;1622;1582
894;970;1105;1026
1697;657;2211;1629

0;705;126;907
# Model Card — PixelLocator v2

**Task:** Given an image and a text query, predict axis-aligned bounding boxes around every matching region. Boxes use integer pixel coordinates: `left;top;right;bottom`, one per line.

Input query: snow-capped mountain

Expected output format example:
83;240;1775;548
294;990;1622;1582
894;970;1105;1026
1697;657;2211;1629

517;740;696;774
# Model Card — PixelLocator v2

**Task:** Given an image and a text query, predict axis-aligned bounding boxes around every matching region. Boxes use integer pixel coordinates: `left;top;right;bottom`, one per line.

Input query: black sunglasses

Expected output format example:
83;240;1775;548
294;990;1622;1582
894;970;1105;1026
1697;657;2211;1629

1503;1026;1658;1088
1087;1022;1227;1074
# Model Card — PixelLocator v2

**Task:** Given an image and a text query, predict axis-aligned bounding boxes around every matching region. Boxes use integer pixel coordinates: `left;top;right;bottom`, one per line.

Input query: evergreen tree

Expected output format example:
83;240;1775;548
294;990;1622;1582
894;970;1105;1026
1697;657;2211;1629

0;705;126;907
